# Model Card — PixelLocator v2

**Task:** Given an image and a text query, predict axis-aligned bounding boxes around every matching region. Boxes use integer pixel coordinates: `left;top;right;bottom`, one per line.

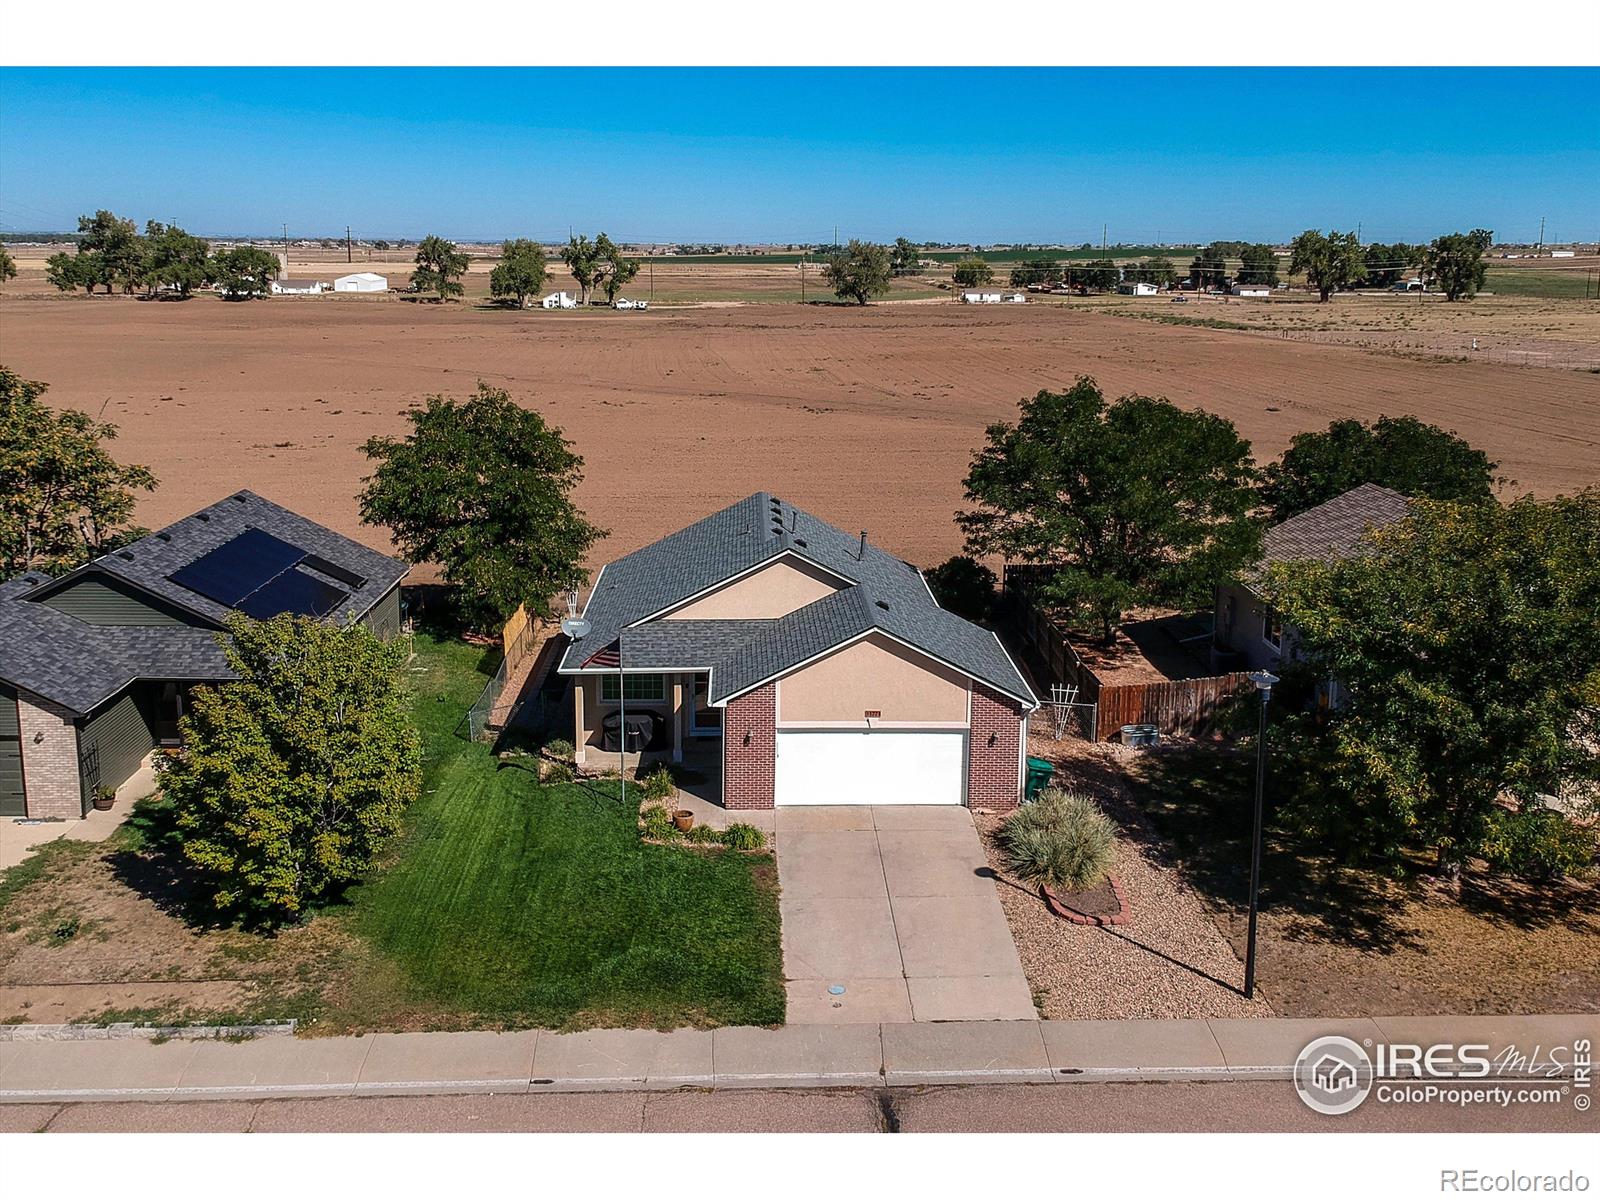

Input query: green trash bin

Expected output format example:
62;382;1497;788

1025;756;1055;802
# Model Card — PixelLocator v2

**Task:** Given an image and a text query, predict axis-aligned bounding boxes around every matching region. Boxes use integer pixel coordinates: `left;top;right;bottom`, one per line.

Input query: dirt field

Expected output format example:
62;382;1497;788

2;290;1597;571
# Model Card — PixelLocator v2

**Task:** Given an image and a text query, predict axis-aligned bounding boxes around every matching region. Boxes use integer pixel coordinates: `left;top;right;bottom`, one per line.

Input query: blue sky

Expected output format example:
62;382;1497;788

2;68;1595;245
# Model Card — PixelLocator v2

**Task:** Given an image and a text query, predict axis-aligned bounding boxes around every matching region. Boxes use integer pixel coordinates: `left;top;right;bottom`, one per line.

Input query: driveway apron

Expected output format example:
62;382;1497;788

775;806;1035;1022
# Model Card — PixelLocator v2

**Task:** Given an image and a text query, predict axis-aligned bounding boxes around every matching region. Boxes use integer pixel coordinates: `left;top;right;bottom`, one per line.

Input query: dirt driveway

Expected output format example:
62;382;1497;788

775;806;1034;1023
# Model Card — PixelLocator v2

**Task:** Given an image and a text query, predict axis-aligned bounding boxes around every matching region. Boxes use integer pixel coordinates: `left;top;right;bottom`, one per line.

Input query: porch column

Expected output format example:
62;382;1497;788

671;675;684;763
573;678;586;765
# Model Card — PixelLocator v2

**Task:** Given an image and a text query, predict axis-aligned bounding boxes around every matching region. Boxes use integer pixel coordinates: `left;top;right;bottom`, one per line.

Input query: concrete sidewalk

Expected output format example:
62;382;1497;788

1;1013;1593;1104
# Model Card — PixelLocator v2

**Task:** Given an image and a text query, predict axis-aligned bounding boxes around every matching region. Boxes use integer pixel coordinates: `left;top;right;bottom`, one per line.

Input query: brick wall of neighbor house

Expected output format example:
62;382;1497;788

968;683;1024;810
723;684;776;810
17;690;83;819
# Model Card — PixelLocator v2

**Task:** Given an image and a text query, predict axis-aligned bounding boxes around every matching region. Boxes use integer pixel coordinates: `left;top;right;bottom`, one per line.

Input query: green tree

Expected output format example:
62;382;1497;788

141;221;212;297
0;367;157;575
1261;414;1499;520
598;234;639;303
410;234;468;301
488;238;548;308
1236;243;1280;286
959;378;1262;642
1424;229;1494;301
158;614;421;921
0;246;15;287
1265;492;1600;874
1129;256;1178;287
211;246;279;300
953;256;993;287
359;383;605;629
923;555;997;621
1079;258;1120;291
1362;242;1421;288
891;237;920;274
1289;229;1364;301
560;234;602;304
45;250;98;292
1010;258;1063;288
822;240;893;305
76;210;144;293
1188;242;1230;289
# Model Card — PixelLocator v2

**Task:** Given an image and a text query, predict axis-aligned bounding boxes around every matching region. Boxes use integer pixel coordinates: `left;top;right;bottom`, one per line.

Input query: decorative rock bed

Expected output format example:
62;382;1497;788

1042;874;1130;927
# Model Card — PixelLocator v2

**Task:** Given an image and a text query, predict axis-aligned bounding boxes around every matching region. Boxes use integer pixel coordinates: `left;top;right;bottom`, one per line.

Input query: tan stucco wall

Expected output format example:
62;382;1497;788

662;557;843;620
777;633;970;725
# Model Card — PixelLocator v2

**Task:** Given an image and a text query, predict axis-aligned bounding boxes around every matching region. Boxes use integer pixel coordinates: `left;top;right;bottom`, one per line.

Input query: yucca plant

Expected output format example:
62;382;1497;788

1000;787;1115;893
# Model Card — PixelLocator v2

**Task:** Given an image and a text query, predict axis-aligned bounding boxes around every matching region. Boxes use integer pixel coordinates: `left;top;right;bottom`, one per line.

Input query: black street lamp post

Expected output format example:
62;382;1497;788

1243;669;1278;1000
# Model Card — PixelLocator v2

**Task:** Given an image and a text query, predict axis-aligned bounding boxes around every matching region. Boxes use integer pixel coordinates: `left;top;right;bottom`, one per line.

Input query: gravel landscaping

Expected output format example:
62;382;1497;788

981;734;1270;1021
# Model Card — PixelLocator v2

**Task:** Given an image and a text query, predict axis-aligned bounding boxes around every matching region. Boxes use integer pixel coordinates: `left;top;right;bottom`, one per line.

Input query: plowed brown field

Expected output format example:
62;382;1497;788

3;296;1597;568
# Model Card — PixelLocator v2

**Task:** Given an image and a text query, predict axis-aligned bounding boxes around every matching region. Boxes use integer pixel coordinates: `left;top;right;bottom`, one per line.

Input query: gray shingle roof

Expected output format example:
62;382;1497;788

41;490;408;628
0;573;232;715
1261;483;1413;569
561;493;1035;706
0;491;407;715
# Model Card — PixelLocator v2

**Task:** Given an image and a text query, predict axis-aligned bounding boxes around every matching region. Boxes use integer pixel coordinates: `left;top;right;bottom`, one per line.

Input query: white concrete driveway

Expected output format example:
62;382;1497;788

775;806;1035;1023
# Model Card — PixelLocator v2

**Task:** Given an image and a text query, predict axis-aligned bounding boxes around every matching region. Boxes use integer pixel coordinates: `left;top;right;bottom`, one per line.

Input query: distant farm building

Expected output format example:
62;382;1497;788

1550;250;1576;258
961;291;1003;304
541;291;578;309
334;272;388;293
1230;284;1270;298
1117;281;1159;296
271;278;327;296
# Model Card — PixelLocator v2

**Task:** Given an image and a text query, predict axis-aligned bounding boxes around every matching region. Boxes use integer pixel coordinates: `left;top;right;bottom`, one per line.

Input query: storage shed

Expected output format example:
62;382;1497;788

334;272;388;292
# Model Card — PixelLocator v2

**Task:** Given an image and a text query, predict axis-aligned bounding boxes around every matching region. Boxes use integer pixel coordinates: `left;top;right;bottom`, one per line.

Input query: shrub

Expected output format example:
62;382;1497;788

923;555;997;621
718;823;767;851
684;823;719;844
999;787;1115;892
640;767;677;803
640;805;680;842
543;738;575;761
1479;806;1597;880
542;761;574;785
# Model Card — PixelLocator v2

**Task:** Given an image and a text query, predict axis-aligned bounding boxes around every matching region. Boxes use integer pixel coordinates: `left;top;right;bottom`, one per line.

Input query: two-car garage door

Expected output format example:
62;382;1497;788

774;730;965;806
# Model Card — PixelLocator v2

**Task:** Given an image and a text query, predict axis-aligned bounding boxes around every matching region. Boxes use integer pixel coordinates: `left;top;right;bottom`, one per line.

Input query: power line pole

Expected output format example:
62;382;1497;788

1537;216;1546;257
345;226;352;263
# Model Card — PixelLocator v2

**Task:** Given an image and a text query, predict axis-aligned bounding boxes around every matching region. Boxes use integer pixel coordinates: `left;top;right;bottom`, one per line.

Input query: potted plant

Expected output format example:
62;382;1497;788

673;809;695;833
91;786;116;811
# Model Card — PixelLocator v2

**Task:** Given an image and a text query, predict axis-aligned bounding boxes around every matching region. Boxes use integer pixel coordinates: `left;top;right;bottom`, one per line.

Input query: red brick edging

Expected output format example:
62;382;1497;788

1042;874;1130;926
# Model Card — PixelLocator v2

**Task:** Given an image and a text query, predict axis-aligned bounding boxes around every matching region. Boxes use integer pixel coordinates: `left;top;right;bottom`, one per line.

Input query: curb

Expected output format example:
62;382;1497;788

0;1021;296;1043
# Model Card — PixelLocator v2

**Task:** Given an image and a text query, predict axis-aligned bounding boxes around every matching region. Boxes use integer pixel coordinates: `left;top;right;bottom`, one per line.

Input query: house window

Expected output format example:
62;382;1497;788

1263;608;1283;650
601;673;666;703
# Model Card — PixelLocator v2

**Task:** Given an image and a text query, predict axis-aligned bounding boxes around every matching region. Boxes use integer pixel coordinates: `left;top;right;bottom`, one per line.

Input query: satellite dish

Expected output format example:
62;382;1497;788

560;617;591;639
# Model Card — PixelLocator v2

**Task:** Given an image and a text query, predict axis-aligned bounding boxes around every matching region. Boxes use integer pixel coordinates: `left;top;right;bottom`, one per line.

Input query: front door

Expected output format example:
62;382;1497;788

689;673;721;736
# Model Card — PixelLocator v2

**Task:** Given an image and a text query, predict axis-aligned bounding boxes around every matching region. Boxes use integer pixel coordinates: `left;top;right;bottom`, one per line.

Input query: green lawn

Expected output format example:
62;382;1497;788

346;634;784;1029
1483;266;1595;300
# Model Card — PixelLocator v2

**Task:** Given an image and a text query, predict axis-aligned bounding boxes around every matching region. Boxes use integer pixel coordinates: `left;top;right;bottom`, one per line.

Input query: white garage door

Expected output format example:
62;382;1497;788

774;730;966;806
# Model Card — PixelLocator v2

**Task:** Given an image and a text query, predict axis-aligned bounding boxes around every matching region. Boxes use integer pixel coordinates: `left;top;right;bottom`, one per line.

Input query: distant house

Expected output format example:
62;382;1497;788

271;278;326;295
1117;281;1159;296
334;272;388;292
0;492;407;820
1230;284;1270;298
1212;483;1413;673
541;291;578;309
960;291;1003;304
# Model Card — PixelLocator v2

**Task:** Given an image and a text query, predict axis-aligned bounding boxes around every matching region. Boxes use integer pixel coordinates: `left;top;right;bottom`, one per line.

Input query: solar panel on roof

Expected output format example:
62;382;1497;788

168;528;307;607
236;568;350;620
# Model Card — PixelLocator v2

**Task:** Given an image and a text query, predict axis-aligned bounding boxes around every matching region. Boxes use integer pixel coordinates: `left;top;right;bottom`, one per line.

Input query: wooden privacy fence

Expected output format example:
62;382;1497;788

1002;565;1250;742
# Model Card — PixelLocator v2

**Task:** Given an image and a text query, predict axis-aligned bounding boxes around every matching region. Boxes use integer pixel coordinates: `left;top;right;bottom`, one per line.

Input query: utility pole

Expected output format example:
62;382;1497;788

281;223;288;255
1102;223;1107;254
345;226;352;263
1537;216;1546;257
800;251;806;303
648;255;654;304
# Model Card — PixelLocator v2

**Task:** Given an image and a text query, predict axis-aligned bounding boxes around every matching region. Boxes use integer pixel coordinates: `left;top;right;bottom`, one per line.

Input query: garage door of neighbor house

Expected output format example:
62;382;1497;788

774;730;965;806
1;682;25;817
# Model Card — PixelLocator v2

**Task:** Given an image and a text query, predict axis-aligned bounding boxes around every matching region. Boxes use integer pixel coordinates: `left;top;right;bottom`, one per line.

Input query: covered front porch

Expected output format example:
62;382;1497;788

572;668;723;798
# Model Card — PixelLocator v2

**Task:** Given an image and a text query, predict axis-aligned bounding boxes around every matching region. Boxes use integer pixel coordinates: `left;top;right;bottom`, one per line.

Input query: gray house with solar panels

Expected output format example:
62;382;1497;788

0;491;408;820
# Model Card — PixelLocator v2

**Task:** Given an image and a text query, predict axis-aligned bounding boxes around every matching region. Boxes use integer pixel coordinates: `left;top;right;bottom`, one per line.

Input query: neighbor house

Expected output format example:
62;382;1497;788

1212;482;1412;673
270;278;327;295
557;494;1037;810
1117;281;1159;296
0;492;407;820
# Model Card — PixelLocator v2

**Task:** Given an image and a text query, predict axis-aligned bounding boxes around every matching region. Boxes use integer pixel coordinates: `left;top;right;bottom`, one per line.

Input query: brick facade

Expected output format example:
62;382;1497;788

967;683;1024;810
721;684;776;810
17;690;83;819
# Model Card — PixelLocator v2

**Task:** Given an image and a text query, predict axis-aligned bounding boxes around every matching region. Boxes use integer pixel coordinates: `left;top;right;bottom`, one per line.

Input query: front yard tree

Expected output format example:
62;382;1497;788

0;366;157;575
822;240;893;305
359;382;606;629
1262;414;1499;520
1424;229;1493;301
1289;228;1364;301
159;615;421;920
211;245;279;300
953;256;993;287
411;234;468;301
1265;491;1600;876
141;221;212;297
891;237;920;275
960;378;1262;642
488;238;548;308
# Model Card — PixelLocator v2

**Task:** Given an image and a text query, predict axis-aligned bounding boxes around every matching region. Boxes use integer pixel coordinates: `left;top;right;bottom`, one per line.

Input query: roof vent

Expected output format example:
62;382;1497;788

117;551;135;561
794;537;807;548
232;493;249;504
156;532;172;542
874;599;889;611
195;513;210;523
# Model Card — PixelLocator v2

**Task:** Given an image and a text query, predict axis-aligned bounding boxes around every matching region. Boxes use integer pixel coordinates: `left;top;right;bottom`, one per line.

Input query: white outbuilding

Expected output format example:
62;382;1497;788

1230;284;1270;298
270;278;326;296
541;291;578;309
334;272;388;293
1117;281;1160;296
960;291;1003;304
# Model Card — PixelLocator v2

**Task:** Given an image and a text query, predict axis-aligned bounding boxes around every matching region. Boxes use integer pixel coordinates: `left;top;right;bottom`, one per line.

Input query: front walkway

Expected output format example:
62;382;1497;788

776;806;1035;1023
0;756;156;870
